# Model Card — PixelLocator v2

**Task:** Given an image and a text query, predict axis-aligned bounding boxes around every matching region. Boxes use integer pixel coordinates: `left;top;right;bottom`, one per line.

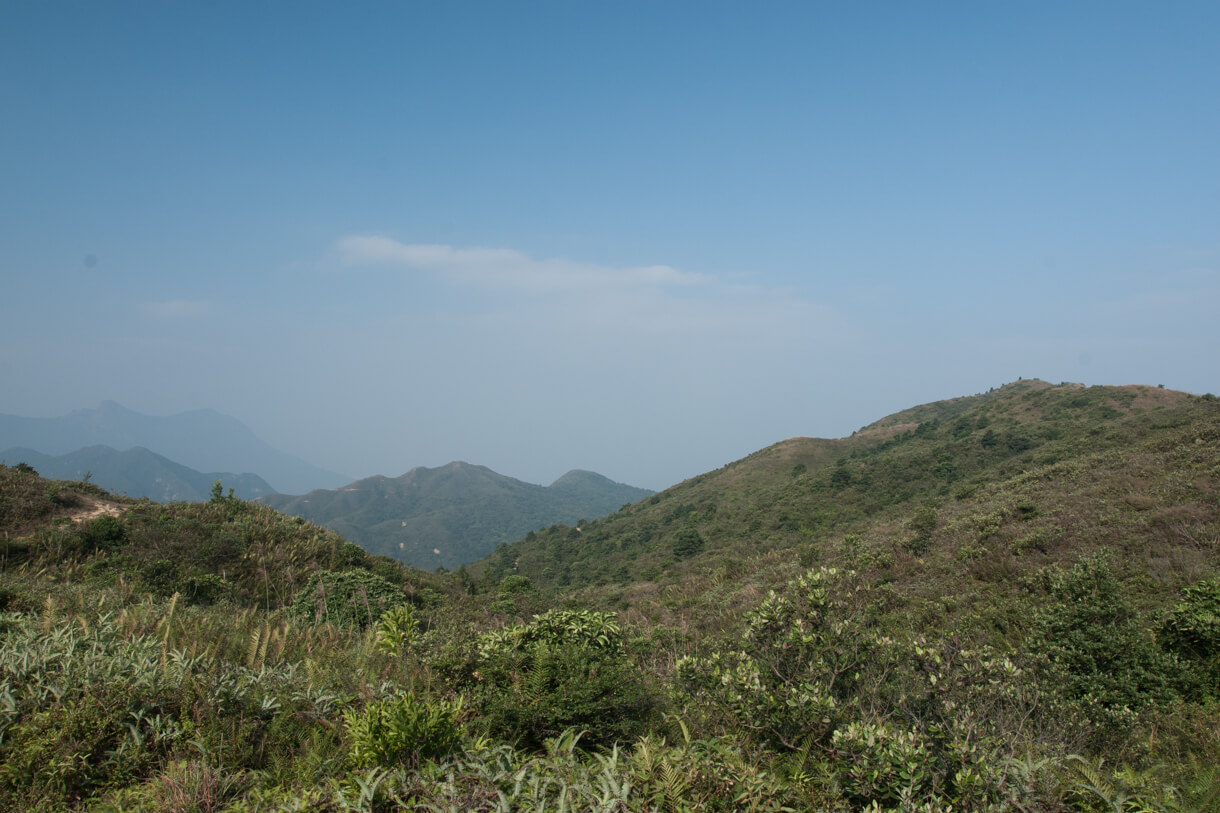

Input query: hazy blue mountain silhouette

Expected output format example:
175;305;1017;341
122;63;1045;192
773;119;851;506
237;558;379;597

0;402;348;494
0;445;274;502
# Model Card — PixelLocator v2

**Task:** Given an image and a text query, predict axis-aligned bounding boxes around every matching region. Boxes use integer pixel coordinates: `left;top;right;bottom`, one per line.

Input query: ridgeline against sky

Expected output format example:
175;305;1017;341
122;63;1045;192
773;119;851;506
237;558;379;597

2;2;1217;490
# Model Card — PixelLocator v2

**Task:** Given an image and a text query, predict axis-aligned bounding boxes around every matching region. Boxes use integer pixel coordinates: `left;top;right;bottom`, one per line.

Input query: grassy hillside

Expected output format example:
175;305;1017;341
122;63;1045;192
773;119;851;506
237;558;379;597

0;380;1216;811
260;462;652;570
481;382;1214;607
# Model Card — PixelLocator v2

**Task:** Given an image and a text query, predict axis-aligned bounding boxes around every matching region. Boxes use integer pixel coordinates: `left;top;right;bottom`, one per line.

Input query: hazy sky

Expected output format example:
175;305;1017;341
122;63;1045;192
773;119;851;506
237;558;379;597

2;2;1218;490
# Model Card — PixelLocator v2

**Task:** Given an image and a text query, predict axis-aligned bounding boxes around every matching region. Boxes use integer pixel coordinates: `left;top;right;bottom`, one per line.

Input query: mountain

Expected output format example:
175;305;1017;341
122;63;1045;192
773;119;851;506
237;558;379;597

0;401;349;494
474;380;1219;603
0;445;274;502
259;461;653;570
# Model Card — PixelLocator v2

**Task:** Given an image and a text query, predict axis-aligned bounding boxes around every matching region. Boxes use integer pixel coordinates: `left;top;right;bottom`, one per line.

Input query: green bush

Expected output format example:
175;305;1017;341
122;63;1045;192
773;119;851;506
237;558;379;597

291;569;409;629
344;692;463;768
475;639;657;750
374;603;418;657
181;573;234;606
671;527;705;559
473;610;657;750
140;559;181;596
831;719;931;805
75;514;126;553
1162;578;1220;661
1161;578;1220;698
675;567;875;751
1029;551;1184;716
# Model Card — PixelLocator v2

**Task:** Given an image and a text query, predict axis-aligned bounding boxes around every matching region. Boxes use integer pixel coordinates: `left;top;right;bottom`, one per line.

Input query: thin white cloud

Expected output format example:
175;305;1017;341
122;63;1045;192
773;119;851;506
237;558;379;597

335;235;706;293
139;299;211;319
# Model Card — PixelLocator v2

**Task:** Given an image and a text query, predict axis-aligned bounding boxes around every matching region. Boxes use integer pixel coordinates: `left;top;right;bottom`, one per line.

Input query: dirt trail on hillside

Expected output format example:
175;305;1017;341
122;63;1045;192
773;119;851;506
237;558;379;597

68;497;126;523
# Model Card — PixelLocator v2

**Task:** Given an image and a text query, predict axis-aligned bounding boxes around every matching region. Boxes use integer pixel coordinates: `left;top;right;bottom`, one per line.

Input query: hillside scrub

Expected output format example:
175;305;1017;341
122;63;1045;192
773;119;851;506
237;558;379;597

0;382;1217;809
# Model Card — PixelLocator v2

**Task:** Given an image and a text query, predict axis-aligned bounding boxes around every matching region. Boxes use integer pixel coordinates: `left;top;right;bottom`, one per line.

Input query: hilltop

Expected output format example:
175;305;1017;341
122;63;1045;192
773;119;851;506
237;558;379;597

259;462;653;570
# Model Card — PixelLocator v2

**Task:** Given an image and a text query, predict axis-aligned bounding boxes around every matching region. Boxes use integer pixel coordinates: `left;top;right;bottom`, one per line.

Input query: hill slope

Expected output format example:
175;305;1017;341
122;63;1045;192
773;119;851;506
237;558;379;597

0;445;274;502
260;462;653;570
0;401;348;494
475;381;1219;619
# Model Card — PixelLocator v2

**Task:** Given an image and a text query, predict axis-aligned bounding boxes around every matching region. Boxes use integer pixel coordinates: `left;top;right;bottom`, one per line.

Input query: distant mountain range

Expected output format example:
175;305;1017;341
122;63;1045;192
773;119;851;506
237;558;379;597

259;462;654;570
0;445;274;502
0;402;349;494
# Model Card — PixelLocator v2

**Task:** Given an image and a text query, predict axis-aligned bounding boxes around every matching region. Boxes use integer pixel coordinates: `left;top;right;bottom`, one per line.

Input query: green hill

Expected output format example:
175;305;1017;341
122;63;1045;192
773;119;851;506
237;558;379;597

258;462;653;570
0;379;1216;811
478;381;1215;609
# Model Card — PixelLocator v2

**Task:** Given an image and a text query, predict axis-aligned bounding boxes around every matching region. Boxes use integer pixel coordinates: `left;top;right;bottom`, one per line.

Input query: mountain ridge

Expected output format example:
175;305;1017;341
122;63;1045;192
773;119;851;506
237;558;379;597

0;444;274;502
259;460;654;570
0;402;349;494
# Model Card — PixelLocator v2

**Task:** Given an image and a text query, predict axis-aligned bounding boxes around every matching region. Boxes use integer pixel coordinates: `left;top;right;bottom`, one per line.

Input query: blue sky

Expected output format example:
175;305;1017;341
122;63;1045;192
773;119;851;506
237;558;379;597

2;1;1218;491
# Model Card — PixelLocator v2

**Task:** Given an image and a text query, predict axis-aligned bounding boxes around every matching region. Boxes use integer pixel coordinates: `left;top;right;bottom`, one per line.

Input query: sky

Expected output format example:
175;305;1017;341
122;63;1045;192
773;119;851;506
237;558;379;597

2;1;1218;491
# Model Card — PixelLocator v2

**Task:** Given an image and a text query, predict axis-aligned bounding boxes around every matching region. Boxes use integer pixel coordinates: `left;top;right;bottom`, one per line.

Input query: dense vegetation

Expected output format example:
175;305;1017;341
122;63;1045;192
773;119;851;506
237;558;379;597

1;380;1217;811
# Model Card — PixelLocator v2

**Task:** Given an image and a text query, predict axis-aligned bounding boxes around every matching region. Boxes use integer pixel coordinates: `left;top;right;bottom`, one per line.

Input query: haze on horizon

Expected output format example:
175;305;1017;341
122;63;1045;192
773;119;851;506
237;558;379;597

2;2;1217;492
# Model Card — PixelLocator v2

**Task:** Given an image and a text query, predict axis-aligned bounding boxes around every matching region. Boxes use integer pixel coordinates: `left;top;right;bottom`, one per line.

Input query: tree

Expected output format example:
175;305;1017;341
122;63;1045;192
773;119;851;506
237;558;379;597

671;527;705;559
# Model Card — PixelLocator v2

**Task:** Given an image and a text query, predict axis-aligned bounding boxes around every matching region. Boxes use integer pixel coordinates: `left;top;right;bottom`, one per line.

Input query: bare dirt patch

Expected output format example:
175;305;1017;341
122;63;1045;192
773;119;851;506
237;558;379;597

67;497;126;524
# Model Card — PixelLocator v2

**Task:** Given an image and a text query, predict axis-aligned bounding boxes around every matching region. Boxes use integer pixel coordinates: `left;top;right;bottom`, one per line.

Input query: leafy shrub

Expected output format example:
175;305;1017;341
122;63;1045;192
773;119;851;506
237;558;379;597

671;527;705;559
291;569;408;629
676;567;876;751
677;567;1050;808
475;639;657;750
831;720;931;805
1029;551;1184;717
75;514;126;553
374;603;418;657
1161;578;1220;698
344;692;463;768
497;574;535;595
140;559;181;596
181;573;234;606
905;504;938;555
473;610;657;750
1162;578;1220;661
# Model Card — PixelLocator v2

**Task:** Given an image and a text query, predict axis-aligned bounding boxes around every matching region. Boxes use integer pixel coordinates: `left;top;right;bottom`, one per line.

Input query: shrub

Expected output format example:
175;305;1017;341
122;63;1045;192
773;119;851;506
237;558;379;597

475;639;656;750
675;567;880;751
1161;578;1220;661
473;610;657;749
291;569;408;629
181;573;234;606
831;720;931;805
140;559;181;596
671;527;705;560
1028;551;1184;716
498;574;535;596
75;514;126;553
344;692;463;768
374;603;418;657
1161;578;1220;698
